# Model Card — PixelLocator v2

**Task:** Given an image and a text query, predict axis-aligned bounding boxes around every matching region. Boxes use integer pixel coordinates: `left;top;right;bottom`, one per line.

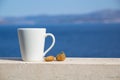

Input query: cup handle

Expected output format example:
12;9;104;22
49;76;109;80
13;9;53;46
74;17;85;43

43;33;55;56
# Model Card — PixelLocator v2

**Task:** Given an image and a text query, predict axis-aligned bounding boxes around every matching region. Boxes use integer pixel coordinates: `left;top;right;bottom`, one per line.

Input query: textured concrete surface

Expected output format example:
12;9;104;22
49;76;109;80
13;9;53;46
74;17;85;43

0;58;120;80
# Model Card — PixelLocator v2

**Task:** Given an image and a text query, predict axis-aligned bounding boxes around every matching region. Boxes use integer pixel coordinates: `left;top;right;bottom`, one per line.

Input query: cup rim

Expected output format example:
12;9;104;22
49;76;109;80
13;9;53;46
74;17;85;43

18;28;46;30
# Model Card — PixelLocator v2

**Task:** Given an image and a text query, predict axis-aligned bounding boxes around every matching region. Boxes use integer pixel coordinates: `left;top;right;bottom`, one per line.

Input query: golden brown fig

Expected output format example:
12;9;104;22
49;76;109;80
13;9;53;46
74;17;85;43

45;56;54;62
56;51;66;61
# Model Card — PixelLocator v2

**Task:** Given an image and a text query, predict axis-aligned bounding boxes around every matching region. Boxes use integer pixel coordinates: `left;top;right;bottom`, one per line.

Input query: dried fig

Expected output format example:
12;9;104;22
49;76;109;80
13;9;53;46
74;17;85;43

56;51;66;61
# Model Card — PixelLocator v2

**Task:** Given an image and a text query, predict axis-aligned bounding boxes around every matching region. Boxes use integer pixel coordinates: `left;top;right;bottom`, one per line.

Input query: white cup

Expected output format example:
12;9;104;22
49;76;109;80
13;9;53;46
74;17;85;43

18;28;55;61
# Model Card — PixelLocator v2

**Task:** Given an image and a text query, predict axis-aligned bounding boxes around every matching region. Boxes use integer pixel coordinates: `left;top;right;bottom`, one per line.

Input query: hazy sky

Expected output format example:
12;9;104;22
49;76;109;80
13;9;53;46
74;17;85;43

0;0;120;17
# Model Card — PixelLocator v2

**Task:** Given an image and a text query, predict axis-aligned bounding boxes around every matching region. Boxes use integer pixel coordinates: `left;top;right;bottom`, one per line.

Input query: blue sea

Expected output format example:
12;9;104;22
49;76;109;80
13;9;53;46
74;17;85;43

0;23;120;58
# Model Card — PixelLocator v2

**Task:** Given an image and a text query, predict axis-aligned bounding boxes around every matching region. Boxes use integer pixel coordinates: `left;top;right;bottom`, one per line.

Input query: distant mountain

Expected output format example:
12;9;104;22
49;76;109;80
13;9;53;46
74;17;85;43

0;9;120;25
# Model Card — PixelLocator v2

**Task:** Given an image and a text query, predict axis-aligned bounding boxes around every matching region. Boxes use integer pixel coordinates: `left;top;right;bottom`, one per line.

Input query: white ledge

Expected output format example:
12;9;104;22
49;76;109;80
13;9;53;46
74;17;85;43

0;57;120;64
0;57;120;80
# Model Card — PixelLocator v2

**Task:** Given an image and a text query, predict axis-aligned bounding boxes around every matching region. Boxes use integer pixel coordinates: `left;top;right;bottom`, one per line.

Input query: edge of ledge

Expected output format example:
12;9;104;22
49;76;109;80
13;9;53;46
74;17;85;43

0;57;120;65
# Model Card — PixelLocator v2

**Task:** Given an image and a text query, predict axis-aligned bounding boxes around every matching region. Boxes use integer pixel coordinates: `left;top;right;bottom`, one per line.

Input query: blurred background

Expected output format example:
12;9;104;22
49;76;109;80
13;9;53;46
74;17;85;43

0;0;120;57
